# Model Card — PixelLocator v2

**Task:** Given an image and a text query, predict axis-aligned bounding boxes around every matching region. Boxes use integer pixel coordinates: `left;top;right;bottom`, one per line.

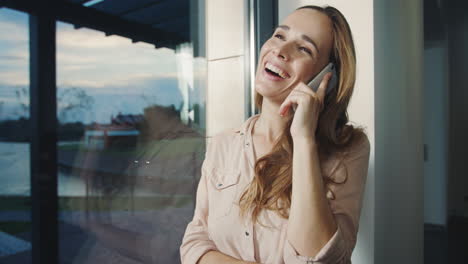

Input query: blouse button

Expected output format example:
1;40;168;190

246;142;250;146
240;132;244;135
217;183;223;187
245;231;249;236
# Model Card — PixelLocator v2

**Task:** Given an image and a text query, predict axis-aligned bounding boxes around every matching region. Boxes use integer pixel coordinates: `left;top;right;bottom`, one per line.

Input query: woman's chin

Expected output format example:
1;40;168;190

255;83;289;101
255;89;286;107
256;82;280;96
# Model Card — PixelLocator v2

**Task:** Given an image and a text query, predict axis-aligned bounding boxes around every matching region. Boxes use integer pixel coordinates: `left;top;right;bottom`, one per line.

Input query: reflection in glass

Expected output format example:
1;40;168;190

56;18;206;264
0;8;32;262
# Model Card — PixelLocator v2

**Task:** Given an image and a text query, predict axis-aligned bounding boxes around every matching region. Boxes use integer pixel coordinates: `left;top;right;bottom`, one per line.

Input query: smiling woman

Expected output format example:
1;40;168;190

180;5;370;264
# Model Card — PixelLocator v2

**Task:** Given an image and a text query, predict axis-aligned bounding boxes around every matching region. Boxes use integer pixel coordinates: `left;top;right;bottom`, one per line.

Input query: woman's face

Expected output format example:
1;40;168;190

254;9;334;104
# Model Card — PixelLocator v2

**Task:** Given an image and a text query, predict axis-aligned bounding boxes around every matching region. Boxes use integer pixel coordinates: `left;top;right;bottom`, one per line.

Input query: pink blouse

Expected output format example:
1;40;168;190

180;114;370;264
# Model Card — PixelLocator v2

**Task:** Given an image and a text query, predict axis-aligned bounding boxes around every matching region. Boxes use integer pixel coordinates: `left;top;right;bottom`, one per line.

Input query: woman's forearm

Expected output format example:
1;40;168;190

198;250;257;264
287;138;337;257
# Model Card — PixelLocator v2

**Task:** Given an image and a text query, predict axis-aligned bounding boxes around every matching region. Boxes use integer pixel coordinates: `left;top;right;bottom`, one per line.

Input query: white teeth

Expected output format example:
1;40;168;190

265;62;288;79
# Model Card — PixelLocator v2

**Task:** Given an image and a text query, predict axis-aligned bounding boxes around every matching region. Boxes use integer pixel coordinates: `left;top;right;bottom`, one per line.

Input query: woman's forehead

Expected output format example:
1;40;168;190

281;9;333;51
282;9;332;36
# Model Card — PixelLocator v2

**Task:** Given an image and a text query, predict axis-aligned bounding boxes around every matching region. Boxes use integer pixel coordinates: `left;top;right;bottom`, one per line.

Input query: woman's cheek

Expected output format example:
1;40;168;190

297;63;317;83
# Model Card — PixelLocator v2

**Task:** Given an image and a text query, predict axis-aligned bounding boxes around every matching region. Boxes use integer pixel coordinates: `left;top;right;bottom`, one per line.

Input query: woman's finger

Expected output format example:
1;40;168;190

293;83;316;96
290;88;322;105
279;94;304;115
316;72;333;100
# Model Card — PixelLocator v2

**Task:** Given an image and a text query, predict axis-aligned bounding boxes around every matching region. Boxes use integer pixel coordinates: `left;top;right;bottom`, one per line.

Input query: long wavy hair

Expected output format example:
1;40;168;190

238;5;365;225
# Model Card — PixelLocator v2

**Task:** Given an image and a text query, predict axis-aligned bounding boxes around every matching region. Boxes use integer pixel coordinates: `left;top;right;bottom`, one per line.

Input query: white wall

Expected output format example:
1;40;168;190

278;1;375;263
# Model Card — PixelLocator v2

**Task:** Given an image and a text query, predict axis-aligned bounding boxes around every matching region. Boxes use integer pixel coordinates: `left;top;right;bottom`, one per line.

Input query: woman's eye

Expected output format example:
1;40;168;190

274;34;284;40
299;47;312;55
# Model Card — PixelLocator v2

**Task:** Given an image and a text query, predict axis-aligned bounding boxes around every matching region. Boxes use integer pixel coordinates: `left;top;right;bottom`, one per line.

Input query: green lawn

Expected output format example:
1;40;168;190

0;221;31;235
0;195;192;237
0;195;192;212
61;195;192;211
58;137;205;159
0;196;30;211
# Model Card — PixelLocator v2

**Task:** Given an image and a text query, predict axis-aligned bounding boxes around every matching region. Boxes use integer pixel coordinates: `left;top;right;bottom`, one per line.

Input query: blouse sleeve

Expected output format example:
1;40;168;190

283;135;371;264
180;159;218;264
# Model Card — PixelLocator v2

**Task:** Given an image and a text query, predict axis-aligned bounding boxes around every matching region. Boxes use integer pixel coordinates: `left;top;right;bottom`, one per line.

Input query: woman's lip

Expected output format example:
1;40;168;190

264;60;290;78
262;68;285;81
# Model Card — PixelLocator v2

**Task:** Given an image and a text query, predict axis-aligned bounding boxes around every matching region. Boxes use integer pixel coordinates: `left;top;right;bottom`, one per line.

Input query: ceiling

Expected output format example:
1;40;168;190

2;0;193;50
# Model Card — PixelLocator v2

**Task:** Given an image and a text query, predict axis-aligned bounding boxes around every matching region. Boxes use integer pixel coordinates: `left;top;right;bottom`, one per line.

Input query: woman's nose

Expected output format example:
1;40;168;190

273;43;290;61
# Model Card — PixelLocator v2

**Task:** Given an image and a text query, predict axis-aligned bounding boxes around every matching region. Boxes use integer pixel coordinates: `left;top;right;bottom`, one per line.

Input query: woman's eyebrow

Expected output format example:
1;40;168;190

275;25;320;54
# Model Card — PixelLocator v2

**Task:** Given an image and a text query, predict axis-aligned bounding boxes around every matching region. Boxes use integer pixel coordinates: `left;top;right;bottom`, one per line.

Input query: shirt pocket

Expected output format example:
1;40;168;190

208;168;241;219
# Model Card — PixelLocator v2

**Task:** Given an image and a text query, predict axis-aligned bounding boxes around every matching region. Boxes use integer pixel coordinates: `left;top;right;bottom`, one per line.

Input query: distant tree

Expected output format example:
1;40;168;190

11;86;94;123
14;86;29;117
141;92;158;108
57;87;94;123
0;101;4;118
192;103;200;124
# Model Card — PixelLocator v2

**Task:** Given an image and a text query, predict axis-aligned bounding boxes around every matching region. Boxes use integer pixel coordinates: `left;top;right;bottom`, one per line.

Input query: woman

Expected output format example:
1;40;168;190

180;5;370;264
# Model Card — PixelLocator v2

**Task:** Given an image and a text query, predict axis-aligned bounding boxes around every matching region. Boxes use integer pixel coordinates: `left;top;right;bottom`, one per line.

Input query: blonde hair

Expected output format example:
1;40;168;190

239;5;365;224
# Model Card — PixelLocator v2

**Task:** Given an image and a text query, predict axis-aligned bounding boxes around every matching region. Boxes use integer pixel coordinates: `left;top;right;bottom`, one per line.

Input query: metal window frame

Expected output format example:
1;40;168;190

29;8;58;264
244;0;278;118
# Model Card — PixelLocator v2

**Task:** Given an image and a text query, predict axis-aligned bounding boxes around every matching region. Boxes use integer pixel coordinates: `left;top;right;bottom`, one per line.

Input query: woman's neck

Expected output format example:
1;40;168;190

254;98;290;144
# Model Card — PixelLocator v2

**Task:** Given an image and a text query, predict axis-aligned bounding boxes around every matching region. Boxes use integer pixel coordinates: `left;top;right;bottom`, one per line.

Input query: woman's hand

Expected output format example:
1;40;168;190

278;72;332;141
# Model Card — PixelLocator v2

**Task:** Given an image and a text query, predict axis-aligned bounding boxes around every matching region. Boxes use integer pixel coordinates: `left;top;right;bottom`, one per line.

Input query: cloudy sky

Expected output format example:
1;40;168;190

0;8;205;123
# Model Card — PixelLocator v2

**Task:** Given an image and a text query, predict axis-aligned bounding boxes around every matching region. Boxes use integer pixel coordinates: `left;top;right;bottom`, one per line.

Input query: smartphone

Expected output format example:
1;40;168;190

292;62;337;112
307;62;337;94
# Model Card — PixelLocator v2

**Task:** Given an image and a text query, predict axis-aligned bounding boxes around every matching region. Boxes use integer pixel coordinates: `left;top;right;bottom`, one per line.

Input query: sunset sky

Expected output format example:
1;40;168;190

0;7;203;123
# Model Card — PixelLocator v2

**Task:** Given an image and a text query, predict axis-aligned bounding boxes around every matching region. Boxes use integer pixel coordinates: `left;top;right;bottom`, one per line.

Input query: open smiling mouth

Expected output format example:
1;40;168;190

264;62;290;79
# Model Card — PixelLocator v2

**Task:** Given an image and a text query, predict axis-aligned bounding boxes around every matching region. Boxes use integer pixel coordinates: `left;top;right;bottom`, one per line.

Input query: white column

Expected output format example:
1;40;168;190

205;0;248;137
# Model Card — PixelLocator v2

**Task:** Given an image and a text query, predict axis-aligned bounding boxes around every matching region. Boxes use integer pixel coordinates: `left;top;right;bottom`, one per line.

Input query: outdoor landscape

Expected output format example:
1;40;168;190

0;7;206;263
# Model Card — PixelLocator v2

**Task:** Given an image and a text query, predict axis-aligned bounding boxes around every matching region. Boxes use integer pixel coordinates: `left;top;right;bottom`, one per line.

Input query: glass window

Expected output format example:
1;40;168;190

56;5;206;264
0;8;32;262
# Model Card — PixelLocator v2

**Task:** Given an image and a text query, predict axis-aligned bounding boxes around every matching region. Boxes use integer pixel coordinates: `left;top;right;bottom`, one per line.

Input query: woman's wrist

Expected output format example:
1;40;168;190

292;136;317;148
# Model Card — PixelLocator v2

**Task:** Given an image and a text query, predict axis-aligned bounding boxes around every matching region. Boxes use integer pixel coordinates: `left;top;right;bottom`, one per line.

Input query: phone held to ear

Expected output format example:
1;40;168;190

307;62;337;94
292;62;337;112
